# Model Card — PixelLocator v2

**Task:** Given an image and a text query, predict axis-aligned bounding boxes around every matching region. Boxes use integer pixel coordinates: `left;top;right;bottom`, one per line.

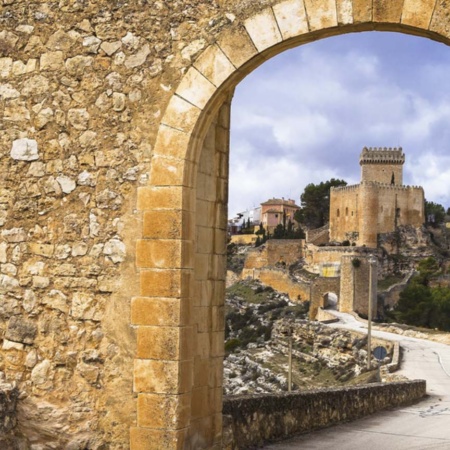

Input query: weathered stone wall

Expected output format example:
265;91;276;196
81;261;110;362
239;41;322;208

250;268;311;302
309;277;340;319
1;0;448;447
330;182;424;246
222;380;426;449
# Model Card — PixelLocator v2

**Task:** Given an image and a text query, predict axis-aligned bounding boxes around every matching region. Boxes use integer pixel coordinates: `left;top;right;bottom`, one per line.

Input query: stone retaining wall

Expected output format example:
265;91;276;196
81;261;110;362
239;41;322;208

222;380;426;449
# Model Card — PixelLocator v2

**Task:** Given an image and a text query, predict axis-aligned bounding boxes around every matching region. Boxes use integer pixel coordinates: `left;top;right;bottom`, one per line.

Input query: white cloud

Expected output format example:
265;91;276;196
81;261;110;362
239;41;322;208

229;32;450;217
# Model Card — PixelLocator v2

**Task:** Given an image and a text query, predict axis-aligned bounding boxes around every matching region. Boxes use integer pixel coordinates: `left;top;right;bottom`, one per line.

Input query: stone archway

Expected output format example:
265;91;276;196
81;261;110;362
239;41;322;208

132;1;450;448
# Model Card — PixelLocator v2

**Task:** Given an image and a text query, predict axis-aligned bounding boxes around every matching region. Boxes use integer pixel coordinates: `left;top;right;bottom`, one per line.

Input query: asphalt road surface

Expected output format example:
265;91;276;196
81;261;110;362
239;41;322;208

264;312;450;450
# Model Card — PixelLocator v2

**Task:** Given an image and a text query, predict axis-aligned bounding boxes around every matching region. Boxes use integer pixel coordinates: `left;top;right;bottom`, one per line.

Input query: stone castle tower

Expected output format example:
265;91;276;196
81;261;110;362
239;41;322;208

329;147;424;248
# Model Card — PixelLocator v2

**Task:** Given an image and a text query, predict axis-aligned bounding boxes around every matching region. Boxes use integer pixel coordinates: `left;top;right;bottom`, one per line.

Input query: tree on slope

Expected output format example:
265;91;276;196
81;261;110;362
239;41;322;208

296;178;347;229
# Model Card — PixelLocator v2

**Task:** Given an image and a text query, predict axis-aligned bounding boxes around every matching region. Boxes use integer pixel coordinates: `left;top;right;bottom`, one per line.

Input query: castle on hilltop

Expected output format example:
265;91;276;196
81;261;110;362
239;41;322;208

329;147;425;247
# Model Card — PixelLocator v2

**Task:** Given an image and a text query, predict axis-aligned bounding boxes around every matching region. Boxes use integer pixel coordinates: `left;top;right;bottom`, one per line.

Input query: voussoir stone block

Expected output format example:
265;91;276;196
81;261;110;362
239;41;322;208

153;124;192;161
429;1;450;39
137;187;186;211
273;0;309;40
244;8;283;53
373;0;403;23
402;0;436;29
175;66;216;110
352;0;373;23
304;0;338;31
336;0;353;25
162;95;201;134
216;26;259;69
193;44;236;88
149;155;187;187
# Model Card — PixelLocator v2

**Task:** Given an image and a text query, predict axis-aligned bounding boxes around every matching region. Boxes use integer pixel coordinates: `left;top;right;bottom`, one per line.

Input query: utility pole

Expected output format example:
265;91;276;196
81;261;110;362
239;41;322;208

288;327;292;392
367;255;377;370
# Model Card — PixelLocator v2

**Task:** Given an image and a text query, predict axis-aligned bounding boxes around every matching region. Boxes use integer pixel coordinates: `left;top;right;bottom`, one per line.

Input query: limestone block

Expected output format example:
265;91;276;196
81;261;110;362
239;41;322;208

0;274;19;291
34;108;54;130
130;427;187;450
5;316;37;344
373;0;403;23
29;243;54;258
100;40;122;56
56;176;76;194
32;276;50;288
40;51;64;71
134;359;192;394
137;392;191;428
429;1;450;39
25;349;38;368
71;242;88;256
125;44;150;68
0;57;13;78
193;44;236;88
10;138;39;161
21;75;49;96
46;29;75;51
67;108;90;130
175;67;216;110
2;228;27;243
149;155;187;187
136;239;192;269
304;0;338;31
83;35;102;53
12;59;37;75
0;30;19;49
0;262;15;276
4;99;30;122
402;0;435;28
0;83;20;99
352;0;372;23
70;292;101;321
23;290;36;313
77;362;99;384
273;0;309;40
336;0;353;24
136;325;192;360
137;186;184;211
103;238;126;263
2;339;23;351
181;38;206;62
153;124;191;161
217;26;259;69
140;269;191;298
42;289;69;313
131;297;188;327
244;8;283;53
162;95;201;133
31;359;51;386
142;209;191;240
0;243;7;263
65;55;93;77
112;92;126;111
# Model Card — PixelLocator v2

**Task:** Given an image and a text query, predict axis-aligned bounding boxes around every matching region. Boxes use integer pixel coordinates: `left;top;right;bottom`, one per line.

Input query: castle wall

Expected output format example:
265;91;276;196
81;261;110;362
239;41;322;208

329;185;359;243
361;163;403;185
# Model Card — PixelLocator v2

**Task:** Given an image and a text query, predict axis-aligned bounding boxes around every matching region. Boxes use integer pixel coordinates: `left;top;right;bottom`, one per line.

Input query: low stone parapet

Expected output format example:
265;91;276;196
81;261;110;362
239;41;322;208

222;380;426;449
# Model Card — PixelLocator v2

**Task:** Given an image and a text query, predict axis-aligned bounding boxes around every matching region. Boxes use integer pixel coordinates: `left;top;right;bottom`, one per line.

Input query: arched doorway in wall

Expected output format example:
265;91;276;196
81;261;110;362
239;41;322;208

323;292;339;310
132;2;450;448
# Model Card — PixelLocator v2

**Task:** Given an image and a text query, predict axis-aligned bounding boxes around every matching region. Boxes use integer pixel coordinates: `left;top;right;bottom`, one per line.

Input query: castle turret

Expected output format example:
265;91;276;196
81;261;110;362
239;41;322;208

360;147;405;185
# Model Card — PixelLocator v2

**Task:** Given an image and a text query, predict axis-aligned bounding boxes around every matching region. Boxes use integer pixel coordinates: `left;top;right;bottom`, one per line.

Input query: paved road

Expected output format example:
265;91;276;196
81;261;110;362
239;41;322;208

264;312;450;449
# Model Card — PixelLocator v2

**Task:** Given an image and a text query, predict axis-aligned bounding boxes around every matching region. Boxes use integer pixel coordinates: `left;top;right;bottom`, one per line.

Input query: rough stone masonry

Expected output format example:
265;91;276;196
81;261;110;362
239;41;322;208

0;1;449;449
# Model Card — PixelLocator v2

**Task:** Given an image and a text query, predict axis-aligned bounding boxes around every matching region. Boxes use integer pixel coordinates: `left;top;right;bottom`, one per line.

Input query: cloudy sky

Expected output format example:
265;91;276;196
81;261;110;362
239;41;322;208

229;31;450;218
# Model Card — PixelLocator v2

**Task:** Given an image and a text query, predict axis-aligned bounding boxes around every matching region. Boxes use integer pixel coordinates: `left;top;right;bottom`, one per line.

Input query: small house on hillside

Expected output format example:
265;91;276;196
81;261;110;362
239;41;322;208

261;198;300;233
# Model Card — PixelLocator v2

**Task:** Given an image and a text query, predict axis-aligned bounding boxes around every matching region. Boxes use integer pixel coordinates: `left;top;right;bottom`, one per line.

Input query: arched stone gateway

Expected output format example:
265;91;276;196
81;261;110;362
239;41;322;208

139;2;450;447
0;1;448;449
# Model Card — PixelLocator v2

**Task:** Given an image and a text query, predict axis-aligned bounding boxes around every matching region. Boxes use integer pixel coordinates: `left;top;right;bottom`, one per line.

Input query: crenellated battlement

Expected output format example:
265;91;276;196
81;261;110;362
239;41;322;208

331;184;360;192
360;146;405;165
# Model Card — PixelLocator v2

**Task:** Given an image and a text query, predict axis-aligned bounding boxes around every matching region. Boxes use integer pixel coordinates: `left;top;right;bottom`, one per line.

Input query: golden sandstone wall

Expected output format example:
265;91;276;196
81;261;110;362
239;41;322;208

0;1;449;448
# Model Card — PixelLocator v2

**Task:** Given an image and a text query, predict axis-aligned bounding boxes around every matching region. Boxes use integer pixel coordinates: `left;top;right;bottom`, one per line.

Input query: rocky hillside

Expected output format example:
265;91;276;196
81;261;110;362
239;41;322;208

224;280;392;395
